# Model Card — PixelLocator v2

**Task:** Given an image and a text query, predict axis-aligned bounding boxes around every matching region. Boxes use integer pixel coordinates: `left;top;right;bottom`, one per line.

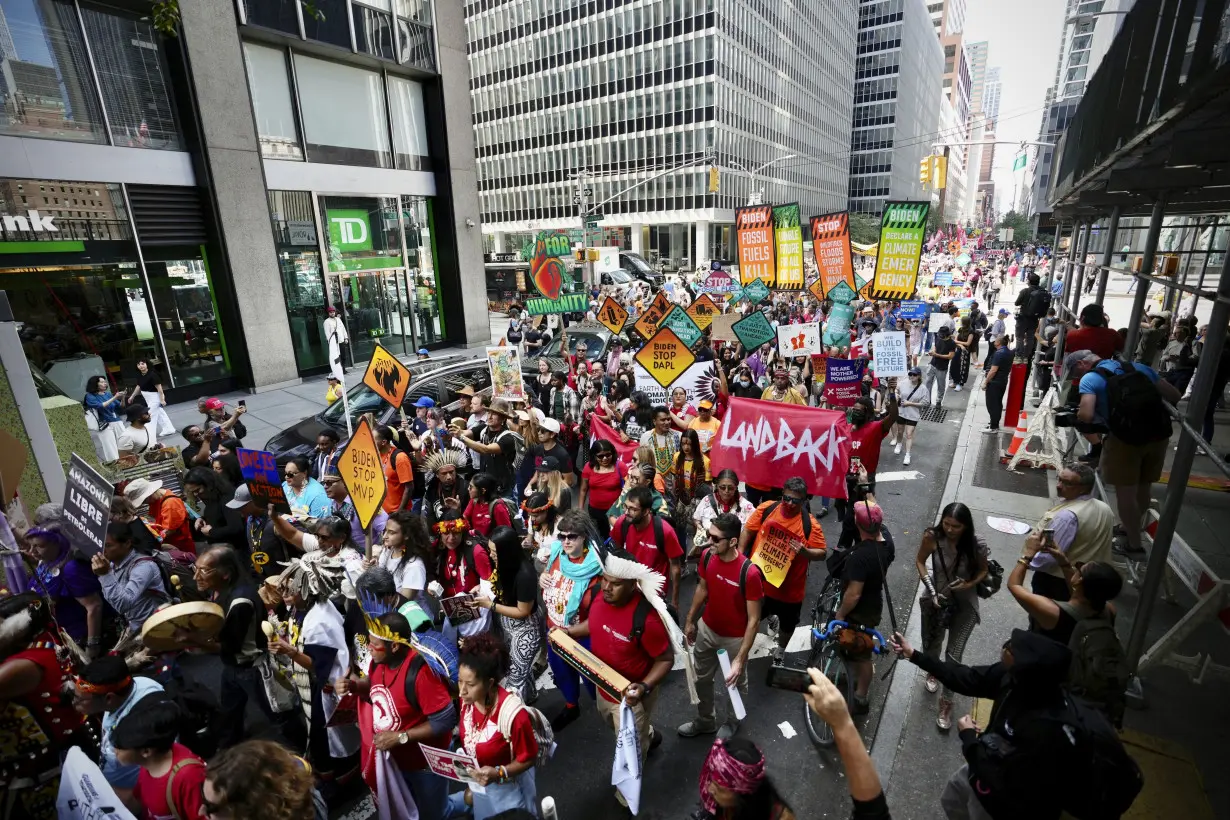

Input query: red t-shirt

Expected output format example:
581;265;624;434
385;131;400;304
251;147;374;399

744;502;827;603
365;649;454;773
611;513;684;582
464;498;513;539
460;688;539;767
582;463;625;511
133;743;207;820
439;541;493;597
700;550;764;638
670;403;697;431
1065;326;1123;361
848;420;888;475
588;594;671;702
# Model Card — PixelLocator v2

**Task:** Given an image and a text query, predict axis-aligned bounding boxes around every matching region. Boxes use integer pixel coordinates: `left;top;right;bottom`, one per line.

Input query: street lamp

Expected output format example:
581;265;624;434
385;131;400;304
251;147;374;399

729;155;798;205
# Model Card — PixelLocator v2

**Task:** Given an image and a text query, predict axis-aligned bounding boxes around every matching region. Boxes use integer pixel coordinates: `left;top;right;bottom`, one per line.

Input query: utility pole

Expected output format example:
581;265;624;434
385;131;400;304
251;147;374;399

573;170;595;289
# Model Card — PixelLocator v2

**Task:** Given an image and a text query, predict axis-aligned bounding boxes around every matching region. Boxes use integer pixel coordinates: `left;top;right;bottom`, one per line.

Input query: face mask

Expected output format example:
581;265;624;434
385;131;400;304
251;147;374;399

738;377;751;387
849;408;867;424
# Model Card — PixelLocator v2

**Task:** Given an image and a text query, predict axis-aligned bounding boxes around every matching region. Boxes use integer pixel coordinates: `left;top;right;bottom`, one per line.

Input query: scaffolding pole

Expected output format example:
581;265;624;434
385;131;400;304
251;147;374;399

1095;206;1121;306
1122;198;1167;361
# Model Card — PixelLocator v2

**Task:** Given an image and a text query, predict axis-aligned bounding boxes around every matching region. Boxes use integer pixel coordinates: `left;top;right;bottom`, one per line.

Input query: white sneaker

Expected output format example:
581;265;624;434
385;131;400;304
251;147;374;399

894;442;902;454
888;438;897;447
954;384;962;392
903;453;911;465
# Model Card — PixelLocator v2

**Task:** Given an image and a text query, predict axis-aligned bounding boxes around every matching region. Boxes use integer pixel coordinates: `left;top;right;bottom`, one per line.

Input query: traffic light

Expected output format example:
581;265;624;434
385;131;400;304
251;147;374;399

919;156;931;187
932;155;948;190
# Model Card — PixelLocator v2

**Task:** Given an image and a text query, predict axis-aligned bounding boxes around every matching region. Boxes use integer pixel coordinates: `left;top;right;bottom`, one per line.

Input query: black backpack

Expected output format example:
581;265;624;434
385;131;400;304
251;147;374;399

700;549;755;595
1057;602;1129;728
742;500;815;558
1022;286;1052;319
488;497;527;537
967;693;1143;820
1094;363;1172;445
619;512;665;553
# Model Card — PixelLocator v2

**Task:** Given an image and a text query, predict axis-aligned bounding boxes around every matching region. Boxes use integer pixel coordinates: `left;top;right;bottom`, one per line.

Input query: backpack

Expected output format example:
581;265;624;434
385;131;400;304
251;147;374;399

403;638;461;707
164;757;204;820
495;691;556;769
619;513;665;554
1022;286;1052;319
136;551;203;603
700;549;754;596
489;497;527;538
1093;363;1172;445
966;693;1143;820
1057;602;1129;727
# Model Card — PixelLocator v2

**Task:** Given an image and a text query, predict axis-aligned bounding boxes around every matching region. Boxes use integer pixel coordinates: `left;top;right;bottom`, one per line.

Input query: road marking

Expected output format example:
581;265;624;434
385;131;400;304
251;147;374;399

778;721;797;739
876;470;923;482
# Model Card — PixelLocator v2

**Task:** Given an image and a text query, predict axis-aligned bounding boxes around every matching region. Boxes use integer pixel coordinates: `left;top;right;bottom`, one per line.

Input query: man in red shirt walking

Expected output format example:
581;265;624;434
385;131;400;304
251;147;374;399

679;512;763;739
1064;304;1124;361
611;486;684;610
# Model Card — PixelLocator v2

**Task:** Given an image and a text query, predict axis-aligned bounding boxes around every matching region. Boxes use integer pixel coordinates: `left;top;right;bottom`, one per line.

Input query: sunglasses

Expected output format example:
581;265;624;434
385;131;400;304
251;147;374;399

596;451;614;459
285;470;299;477
716;484;737;492
559;532;584;541
781;495;806;505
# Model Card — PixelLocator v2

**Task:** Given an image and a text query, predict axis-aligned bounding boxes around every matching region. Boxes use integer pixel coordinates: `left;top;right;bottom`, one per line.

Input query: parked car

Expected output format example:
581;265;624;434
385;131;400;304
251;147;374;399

619;252;663;288
520;321;614;378
263;354;487;462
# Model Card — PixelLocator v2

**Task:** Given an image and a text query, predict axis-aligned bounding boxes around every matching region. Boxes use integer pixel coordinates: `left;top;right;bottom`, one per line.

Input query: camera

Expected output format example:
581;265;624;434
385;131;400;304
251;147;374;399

1054;406;1107;434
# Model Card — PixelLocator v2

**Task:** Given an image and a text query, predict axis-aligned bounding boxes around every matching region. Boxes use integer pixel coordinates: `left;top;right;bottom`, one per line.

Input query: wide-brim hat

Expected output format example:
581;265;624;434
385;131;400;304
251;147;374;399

123;478;163;508
488;399;514;418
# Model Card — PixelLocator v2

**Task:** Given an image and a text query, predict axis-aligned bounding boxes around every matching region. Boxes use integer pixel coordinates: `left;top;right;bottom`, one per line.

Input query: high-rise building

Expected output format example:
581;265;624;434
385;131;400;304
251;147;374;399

0;5;16;61
930;0;966;37
961;40;988;224
976;66;1000;223
848;0;943;215
1025;0;1135;222
982;65;1001;129
466;1;857;267
935;32;970;226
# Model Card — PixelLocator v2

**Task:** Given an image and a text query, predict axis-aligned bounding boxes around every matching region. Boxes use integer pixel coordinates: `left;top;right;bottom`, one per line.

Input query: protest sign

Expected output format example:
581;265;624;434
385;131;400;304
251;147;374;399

823;303;855;350
486;346;527;402
823;358;864;407
420;744;484;785
633;327;696;388
701;269;737;296
236;448;292;514
826;280;857;305
751;522;808;588
58;747;138;820
659;305;703;347
338;418;387;533
596;296;628;334
897;301;929;321
62;454;113;556
731;311;775;351
362;344;411;409
736;205;776;285
709;398;851;497
928;312;949;332
742;278;770;305
871;331;909;377
870;202;929;300
773;203;805;289
632;300;669;340
933;271;954;286
685;293;720;330
633;360;720;408
709;313;739;343
810;212;857;298
524;230;584;315
776;322;822;356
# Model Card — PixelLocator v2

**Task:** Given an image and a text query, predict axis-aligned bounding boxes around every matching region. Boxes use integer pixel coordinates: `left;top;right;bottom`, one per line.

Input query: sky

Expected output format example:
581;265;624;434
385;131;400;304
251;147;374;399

964;0;1068;214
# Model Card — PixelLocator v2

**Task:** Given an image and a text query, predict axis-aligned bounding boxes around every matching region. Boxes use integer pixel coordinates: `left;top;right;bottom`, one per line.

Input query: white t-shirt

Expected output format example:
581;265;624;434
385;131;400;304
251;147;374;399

380;549;427;595
117;425;157;454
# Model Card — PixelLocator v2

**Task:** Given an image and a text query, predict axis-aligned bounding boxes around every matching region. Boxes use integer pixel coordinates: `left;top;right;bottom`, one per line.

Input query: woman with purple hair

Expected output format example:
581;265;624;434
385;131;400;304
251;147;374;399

25;527;106;656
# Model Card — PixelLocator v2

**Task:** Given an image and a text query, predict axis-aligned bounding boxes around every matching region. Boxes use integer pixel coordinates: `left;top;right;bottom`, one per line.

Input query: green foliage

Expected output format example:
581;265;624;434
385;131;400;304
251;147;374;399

151;0;323;36
925;208;941;237
997;210;1035;241
848;212;881;245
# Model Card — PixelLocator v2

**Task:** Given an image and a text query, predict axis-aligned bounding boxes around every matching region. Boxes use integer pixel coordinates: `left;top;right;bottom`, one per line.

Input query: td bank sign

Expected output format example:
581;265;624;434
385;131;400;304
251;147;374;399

2;210;59;232
327;209;373;252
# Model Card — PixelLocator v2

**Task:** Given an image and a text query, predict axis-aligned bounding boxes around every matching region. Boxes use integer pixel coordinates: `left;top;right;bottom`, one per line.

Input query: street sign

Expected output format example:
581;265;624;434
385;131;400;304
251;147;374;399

596;296;628;334
62;454;112;557
338;418;387;531
362;343;411;408
572;195;582;205
659;305;702;347
634;327;696;388
1012;154;1027;171
731;311;776;352
685;294;720;330
585;213;602;224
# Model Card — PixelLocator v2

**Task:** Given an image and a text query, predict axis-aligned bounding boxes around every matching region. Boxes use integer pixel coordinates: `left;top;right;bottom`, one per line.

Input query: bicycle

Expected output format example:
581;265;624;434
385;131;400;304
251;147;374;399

801;618;887;748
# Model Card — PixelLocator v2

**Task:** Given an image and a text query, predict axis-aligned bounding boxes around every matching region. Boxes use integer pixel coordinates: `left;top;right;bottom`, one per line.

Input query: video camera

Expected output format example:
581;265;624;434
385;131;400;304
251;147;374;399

1053;404;1108;434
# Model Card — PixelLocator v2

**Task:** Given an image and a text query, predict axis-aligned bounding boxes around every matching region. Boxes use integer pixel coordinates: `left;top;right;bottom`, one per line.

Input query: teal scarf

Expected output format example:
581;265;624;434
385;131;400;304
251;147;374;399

547;538;603;625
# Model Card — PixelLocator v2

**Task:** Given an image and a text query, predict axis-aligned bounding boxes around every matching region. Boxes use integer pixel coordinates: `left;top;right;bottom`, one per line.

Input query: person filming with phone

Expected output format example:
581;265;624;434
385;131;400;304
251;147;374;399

1022;462;1114;602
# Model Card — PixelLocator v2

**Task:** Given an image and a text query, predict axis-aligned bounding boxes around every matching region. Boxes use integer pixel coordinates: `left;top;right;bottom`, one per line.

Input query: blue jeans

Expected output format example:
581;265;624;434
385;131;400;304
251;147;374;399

403;766;450;820
444;769;538;820
547;636;596;707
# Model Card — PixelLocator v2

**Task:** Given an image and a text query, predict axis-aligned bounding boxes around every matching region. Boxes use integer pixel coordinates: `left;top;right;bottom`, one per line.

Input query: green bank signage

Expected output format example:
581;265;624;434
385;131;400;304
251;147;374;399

327;209;374;252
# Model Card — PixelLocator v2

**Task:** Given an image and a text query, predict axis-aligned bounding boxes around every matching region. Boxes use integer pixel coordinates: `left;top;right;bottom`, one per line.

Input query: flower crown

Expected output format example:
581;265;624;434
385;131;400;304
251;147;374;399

521;498;552;514
358;590;413;647
432;518;467;535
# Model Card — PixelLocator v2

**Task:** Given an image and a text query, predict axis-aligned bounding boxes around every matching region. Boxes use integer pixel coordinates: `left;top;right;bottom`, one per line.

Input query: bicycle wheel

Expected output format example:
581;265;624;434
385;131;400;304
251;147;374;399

803;643;853;749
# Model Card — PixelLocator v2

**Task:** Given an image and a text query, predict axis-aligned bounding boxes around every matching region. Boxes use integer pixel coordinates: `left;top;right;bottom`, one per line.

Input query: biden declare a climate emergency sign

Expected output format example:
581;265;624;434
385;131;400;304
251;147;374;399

870;202;929;301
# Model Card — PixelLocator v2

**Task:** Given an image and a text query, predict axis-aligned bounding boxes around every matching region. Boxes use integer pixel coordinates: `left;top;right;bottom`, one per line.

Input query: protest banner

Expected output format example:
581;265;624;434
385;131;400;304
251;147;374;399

362;343;411;408
659;305;703;347
823;358;865;407
486;346;527;402
871;331;909;377
870;202;930;300
709;313;739;344
896;300;929;321
525;230;584;315
633;360;720;408
736;205;775;285
596;296;628;334
709;398;851;497
776;322;822;356
773;203;805;289
236;448;292;514
701;269;737;296
685;293;720;330
62;454;113;556
928;312;949;332
822;302;855;351
633;327;696;388
731;311;775;351
810;212;857;298
589;416;641;465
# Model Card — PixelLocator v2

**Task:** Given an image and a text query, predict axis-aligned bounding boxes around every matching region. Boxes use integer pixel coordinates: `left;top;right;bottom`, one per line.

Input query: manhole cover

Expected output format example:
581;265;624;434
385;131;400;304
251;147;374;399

919;406;949;423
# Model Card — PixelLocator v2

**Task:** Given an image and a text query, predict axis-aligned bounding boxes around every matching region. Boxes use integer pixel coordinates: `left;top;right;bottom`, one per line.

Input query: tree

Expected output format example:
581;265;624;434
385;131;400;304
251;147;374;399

848;213;881;245
997;210;1034;242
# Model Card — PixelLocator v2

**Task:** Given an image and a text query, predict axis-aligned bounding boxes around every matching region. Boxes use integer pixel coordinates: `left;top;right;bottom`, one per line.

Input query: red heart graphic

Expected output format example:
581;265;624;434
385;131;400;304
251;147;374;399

533;256;564;301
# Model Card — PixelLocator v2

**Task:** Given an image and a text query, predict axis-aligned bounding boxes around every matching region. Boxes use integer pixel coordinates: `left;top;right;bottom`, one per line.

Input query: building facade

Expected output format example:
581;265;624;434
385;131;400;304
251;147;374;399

465;0;856;269
961;39;987;224
848;0;943;215
0;0;487;404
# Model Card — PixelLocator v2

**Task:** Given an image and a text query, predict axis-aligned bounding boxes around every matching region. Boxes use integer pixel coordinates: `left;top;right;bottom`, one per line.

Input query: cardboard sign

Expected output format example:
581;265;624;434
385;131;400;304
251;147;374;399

742;278;770;305
597;296;628;334
773;203;805;289
810;212;857;298
62;454;113;556
823;358;865;407
897;301;930;321
736;205;775;285
659;305;702;347
709;313;739;344
236;448;291;514
486;346;527;402
685;293;720;330
634;327;696;388
338;418;387;530
826;280;857;305
632;300;669;340
362;343;411;408
731;311;776;352
871;331;909;377
871;201;929;300
751;523;804;589
777;322;822;356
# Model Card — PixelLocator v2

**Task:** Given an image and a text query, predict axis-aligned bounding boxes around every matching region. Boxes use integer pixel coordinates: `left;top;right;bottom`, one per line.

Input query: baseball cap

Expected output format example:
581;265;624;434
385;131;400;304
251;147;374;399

414;396;436;408
854;502;884;531
998;308;1009;316
417;348;429;355
226;484;254;510
1062;349;1098;372
536;455;561;472
698;399;715;410
203;397;225;411
538;417;561;434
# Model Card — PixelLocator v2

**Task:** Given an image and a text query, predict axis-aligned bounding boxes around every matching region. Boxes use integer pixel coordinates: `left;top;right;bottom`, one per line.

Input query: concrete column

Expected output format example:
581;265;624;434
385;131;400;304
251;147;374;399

178;0;300;391
694;220;710;270
630;223;644;255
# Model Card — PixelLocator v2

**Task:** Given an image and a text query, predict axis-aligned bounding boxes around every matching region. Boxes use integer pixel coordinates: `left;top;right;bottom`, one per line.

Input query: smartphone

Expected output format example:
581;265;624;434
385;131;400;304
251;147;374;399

1041;527;1056;547
238;399;246;408
765;664;812;693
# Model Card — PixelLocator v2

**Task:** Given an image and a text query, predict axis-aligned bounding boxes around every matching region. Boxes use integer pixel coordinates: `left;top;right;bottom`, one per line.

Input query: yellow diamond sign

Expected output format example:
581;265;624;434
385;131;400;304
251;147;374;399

634;327;696;389
338;418;387;537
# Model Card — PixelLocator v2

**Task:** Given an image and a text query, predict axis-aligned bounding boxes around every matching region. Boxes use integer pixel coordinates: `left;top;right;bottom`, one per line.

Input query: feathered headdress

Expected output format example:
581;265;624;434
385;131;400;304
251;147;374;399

358;589;413;647
279;551;348;603
422;448;466;474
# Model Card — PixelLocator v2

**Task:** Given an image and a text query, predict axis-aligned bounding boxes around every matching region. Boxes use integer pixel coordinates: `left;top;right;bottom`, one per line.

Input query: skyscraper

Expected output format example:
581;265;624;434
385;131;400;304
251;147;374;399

848;0;944;215
962;40;988;223
465;1;857;266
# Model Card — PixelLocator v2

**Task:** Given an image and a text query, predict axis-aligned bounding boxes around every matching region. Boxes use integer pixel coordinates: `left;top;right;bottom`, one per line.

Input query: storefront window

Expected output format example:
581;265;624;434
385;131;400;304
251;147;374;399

388;75;430;171
143;250;231;386
403;196;441;344
293;54;392;168
268;190;329;372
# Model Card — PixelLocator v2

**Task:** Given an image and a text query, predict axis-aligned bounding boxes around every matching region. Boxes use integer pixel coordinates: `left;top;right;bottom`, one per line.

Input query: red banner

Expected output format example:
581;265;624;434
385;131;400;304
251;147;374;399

589;416;640;465
710;398;852;498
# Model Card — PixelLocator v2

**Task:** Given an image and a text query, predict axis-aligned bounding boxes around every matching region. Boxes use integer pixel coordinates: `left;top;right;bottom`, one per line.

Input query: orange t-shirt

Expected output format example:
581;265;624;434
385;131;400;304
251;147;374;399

381;449;415;513
744;501;827;603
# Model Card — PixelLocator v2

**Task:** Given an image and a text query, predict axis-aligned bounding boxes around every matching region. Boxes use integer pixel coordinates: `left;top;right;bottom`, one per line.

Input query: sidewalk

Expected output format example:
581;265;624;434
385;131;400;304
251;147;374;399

159;315;510;453
874;379;1225;819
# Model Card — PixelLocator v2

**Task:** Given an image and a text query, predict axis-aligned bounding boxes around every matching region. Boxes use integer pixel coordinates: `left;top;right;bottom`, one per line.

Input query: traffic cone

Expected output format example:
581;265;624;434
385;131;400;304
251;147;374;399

1003;411;1029;460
